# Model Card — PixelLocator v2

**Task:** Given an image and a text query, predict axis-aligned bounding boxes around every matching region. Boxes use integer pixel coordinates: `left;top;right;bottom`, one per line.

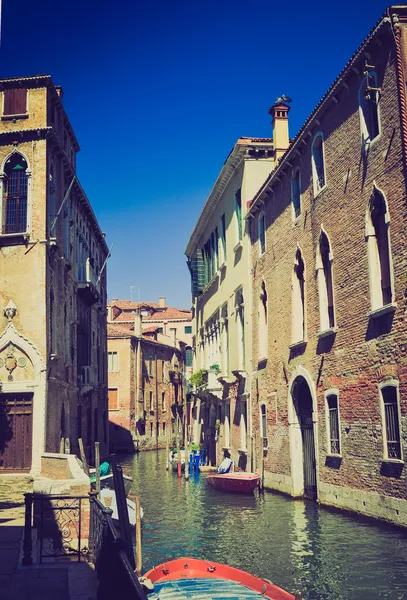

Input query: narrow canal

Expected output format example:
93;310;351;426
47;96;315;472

122;450;407;600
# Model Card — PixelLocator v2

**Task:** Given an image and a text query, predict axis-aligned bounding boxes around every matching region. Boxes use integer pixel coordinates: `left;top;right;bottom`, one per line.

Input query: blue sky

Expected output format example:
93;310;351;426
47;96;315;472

0;0;391;308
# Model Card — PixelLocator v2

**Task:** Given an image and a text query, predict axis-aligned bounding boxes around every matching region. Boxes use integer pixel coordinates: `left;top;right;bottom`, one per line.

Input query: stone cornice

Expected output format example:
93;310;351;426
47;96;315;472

185;138;274;256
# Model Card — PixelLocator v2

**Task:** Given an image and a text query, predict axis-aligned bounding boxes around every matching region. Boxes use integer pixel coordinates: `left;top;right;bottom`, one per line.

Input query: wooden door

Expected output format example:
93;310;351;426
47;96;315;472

0;393;33;471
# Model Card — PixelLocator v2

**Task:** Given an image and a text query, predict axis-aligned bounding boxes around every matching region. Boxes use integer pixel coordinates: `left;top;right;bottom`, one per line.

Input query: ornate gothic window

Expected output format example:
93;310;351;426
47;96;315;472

3;153;28;234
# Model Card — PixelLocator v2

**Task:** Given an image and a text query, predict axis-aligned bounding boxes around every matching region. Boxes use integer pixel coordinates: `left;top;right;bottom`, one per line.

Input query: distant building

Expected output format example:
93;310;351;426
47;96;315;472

107;297;193;378
107;311;186;452
185;137;275;467
246;7;407;527
0;75;109;473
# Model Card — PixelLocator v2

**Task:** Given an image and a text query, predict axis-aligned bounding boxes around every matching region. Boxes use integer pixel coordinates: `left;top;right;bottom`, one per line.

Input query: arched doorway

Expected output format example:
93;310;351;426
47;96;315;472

290;374;317;499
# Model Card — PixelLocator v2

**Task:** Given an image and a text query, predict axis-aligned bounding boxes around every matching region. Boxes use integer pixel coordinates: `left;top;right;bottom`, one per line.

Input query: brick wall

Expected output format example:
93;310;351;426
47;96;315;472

250;26;407;523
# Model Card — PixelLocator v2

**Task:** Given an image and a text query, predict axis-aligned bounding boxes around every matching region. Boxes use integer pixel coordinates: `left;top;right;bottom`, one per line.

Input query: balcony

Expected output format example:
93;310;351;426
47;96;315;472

81;365;98;391
78;258;100;305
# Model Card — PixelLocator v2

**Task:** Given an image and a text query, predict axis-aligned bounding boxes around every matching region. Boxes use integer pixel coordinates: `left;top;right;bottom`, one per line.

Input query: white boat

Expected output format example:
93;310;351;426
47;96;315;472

100;488;143;527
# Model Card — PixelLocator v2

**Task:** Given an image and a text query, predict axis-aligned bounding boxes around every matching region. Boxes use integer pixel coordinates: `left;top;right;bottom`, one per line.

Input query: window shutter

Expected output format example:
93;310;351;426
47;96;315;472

4;89;27;115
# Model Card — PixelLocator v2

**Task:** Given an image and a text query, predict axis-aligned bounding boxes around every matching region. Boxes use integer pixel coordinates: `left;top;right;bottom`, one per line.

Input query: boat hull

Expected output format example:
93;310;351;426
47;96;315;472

207;472;260;494
143;557;297;599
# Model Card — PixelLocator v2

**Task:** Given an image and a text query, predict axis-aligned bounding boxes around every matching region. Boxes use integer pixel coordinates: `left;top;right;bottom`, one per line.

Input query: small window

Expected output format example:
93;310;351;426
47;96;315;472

162;391;166;411
185;347;193;367
3;89;27;116
258;212;266;255
317;229;335;331
292;249;306;344
184;326;192;334
260;404;267;447
108;352;118;372
157;327;163;334
381;385;402;460
235;188;242;241
326;394;340;454
311;132;326;196
108;388;119;410
258;281;268;360
291;170;301;218
359;71;380;145
163;422;166;436
150;391;154;412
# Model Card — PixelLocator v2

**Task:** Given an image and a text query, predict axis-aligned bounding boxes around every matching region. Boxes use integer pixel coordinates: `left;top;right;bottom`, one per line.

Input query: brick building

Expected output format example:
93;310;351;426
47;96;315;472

108;311;186;452
0;75;109;474
246;7;407;526
107;297;193;378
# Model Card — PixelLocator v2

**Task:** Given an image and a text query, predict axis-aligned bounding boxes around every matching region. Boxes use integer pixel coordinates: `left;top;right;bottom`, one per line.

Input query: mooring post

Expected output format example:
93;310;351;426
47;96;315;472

166;435;169;470
135;495;142;574
95;442;101;496
22;493;33;566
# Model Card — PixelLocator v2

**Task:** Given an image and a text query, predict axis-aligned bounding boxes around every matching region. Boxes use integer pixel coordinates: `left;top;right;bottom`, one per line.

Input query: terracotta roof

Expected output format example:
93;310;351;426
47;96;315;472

108;300;159;309
145;307;192;321
107;324;133;338
111;312;136;323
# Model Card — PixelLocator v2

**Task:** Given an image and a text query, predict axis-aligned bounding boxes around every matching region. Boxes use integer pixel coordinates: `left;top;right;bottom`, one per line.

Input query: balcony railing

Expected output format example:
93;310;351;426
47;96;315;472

78;259;100;305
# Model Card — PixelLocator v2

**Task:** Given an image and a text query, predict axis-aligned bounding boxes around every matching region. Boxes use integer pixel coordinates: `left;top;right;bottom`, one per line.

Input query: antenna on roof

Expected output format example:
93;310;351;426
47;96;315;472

129;284;140;303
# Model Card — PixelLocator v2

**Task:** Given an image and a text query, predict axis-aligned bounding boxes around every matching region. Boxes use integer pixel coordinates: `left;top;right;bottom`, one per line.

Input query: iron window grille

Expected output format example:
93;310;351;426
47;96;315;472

382;386;401;460
327;394;340;454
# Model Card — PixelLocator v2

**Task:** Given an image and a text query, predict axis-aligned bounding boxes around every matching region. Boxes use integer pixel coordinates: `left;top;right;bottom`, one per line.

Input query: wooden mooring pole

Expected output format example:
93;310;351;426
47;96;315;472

135;495;142;574
95;442;100;496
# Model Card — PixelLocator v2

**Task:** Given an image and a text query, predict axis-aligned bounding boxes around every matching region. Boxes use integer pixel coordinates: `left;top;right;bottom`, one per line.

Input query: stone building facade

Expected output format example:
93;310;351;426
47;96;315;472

108;313;186;452
247;8;407;527
0;75;109;474
186;137;275;468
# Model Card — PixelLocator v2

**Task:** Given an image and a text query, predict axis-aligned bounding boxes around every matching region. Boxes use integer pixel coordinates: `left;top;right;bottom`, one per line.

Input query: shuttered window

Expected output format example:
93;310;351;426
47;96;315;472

3;89;27;116
108;388;119;410
4;154;28;234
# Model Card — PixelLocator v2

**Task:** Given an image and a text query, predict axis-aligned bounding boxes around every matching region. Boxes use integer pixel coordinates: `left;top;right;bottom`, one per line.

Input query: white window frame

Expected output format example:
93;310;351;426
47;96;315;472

149;390;154;412
379;380;403;462
365;185;395;314
260;403;267;446
224;399;231;448
239;397;247;451
291;168;302;220
291;248;306;345
258;280;268;361
359;70;381;149
108;351;119;372
316;227;336;334
258;211;266;256
324;388;341;456
311;132;327;197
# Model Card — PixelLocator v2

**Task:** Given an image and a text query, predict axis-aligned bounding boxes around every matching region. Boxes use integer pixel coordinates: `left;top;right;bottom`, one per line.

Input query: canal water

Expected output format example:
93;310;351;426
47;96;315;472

122;450;407;600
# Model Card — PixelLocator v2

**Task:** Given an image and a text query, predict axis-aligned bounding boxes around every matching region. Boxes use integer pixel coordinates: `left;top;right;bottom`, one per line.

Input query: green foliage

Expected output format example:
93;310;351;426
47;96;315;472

209;363;221;374
191;442;200;452
215;419;221;431
190;368;208;388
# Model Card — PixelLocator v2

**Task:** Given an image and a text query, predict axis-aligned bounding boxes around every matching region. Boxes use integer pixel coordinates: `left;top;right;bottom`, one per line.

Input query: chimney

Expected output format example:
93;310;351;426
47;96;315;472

55;86;64;99
134;310;142;337
269;102;290;165
159;297;166;308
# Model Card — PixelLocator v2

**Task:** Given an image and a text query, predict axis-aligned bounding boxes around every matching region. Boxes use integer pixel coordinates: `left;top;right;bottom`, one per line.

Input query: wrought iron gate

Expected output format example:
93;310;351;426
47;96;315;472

300;411;317;499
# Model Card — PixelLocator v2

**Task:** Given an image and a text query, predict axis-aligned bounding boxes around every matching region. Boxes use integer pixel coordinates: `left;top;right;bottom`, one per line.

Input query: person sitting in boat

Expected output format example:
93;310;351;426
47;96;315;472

217;455;233;474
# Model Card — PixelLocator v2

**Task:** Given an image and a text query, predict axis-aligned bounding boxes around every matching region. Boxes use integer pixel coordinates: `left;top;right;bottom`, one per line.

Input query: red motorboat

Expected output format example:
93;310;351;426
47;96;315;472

207;472;261;494
143;557;300;599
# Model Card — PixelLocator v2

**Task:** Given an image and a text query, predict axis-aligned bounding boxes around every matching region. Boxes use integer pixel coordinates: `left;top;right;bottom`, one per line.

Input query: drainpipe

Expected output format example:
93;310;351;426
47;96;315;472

391;13;407;183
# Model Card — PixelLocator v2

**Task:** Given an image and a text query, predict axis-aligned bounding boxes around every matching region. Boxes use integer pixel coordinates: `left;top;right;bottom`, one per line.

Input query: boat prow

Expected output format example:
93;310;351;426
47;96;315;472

207;472;261;494
143;557;299;599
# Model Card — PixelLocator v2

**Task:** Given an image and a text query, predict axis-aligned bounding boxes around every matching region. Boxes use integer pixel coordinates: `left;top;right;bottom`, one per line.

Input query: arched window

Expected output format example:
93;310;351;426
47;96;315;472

292;249;305;344
258;211;266;255
366;187;393;311
291;170;301;218
359;71;380;146
316;229;335;331
258;280;268;360
311;132;326;196
3;153;28;234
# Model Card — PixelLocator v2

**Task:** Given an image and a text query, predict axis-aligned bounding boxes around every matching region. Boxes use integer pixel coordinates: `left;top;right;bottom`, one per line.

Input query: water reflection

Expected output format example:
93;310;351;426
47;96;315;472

121;450;407;600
